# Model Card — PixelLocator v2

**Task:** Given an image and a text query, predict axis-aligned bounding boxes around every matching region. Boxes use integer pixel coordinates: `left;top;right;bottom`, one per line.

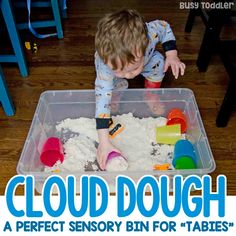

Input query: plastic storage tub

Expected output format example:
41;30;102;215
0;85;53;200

17;89;216;192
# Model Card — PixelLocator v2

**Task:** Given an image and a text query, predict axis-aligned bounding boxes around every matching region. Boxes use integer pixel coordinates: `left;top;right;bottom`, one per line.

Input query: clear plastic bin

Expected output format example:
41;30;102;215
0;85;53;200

17;89;216;193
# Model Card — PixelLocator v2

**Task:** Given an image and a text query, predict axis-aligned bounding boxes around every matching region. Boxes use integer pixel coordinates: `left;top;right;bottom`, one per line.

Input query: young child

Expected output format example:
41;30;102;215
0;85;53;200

94;9;186;170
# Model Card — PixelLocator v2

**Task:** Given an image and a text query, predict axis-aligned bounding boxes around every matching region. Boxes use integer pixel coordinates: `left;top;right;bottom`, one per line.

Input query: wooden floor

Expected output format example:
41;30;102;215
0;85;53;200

0;0;235;195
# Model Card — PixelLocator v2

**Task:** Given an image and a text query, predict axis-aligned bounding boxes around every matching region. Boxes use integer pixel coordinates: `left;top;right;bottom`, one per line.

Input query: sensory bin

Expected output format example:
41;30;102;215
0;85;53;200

17;89;216;192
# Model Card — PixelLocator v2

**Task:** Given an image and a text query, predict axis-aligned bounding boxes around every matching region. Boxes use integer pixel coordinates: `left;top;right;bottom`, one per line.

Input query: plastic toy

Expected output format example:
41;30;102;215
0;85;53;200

167;108;187;133
106;151;128;171
153;163;170;170
156;124;181;144
173;140;197;169
25;41;38;53
40;137;64;167
107;151;127;162
109;123;124;139
108;118;113;127
174;156;196;169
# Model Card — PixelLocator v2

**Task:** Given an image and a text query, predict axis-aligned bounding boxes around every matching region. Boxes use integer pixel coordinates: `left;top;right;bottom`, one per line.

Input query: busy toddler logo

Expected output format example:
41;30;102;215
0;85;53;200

179;1;234;9
0;174;235;235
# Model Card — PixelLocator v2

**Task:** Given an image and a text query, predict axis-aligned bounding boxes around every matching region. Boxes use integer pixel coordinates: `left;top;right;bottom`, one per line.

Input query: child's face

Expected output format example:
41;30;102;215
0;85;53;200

108;56;144;79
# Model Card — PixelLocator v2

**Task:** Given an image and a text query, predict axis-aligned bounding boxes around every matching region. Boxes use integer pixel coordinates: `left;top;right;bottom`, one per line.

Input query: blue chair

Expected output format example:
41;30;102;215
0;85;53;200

59;0;67;19
0;0;65;77
15;0;64;39
0;65;15;116
0;0;28;77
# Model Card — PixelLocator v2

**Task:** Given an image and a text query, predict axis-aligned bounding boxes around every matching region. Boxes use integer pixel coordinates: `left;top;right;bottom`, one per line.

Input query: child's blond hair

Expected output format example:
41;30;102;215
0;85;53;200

95;9;148;70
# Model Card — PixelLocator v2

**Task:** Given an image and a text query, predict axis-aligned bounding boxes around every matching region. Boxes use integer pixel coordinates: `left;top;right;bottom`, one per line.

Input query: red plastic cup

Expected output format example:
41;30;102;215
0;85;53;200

167;108;187;133
40;137;64;167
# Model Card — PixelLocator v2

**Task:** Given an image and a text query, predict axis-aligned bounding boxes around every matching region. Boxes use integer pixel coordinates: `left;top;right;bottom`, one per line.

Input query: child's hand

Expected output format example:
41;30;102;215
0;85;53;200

164;50;186;79
97;140;121;170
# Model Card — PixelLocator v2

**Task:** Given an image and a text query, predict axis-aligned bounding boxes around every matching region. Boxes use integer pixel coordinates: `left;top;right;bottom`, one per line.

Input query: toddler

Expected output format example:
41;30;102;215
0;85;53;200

94;9;185;170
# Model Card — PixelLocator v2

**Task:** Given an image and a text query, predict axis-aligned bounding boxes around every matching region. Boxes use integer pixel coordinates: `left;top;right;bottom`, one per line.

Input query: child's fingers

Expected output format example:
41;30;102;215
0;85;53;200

97;153;105;170
171;64;176;78
180;63;186;76
171;64;178;79
175;64;180;79
164;62;169;72
102;157;107;170
98;158;103;170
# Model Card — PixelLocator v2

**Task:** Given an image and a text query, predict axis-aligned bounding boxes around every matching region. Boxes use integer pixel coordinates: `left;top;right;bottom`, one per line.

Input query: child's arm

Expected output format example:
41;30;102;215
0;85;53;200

147;20;177;51
95;78;122;169
95;53;114;129
97;129;121;170
95;54;121;170
147;20;185;78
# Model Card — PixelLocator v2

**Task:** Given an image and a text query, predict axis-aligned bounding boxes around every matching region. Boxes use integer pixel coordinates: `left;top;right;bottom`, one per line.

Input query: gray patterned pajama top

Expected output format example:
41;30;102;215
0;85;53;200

95;20;176;129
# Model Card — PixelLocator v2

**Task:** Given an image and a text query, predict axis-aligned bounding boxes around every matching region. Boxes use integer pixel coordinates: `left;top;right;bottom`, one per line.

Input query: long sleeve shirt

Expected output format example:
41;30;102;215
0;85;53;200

95;20;176;129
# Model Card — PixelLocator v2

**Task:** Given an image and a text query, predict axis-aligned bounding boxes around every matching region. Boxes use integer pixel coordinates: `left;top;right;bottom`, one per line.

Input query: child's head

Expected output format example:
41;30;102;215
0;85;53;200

95;9;148;79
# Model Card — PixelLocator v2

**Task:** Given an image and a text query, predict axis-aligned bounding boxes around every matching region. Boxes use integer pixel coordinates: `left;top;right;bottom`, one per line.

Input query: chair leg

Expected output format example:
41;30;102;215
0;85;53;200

1;0;28;77
59;0;67;18
51;0;64;39
0;66;15;116
184;0;201;33
185;9;197;33
196;9;230;72
216;78;236;127
196;28;218;72
216;42;236;127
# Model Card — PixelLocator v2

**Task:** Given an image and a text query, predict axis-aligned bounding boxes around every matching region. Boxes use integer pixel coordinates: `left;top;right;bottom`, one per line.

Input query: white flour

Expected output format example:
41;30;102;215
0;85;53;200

106;155;129;171
44;113;177;173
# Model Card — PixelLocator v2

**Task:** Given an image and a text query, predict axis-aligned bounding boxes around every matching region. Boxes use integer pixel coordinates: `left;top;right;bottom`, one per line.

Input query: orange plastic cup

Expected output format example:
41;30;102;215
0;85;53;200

40;137;64;167
167;108;187;133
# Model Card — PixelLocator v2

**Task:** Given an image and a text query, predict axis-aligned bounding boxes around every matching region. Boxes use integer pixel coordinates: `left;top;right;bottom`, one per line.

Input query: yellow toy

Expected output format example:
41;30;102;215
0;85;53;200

25;41;38;53
109;123;124;139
